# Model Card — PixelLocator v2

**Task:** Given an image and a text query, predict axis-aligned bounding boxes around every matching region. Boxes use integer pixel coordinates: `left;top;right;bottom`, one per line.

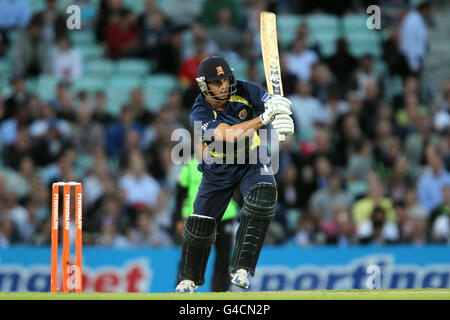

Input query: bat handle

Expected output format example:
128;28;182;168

278;133;286;142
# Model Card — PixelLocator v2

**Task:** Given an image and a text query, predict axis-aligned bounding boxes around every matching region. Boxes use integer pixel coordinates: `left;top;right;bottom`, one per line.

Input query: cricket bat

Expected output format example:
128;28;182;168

260;11;285;142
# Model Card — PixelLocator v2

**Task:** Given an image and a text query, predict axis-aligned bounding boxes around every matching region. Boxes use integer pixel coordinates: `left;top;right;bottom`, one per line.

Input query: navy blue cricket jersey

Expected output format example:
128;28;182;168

190;80;277;218
190;80;273;173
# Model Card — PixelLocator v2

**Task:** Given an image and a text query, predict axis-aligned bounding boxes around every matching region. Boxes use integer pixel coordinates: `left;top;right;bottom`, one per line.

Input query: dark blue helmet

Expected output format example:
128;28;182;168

196;56;237;102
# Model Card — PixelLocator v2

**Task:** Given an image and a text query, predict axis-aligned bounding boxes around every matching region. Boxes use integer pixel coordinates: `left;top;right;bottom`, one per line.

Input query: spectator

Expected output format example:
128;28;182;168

200;0;245;29
391;75;422;114
105;105;144;158
346;137;374;185
162;0;202;30
286;37;319;81
279;52;298;97
2;125;32;170
397;188;429;244
92;193;130;238
394;93;424;140
433;81;450;133
326;37;358;88
278;163;301;210
331;109;364;168
52;36;83;82
128;88;154;126
48;80;70;111
350;54;383;101
128;210;173;247
294;23;320;55
399;1;432;75
404;111;440;172
36;0;67;43
95;0;127;43
357;206;400;244
106;9;140;59
178;37;209;88
310;62;336;105
382;27;409;78
208;7;243;61
320;205;356;246
3;191;29;242
288;80;326;141
309;170;352;222
154;27;183;74
119;149;161;209
0;0;32;31
417;144;450;212
71;104;105;155
96;220;130;247
12;14;52;78
56;89;77;123
294;212;317;247
92;91;115;127
352;175;397;226
321;88;349;127
0;216;16;248
31;120;72;167
385;156;415;203
181;22;218;60
139;9;171;61
2;76;31;120
427;185;450;243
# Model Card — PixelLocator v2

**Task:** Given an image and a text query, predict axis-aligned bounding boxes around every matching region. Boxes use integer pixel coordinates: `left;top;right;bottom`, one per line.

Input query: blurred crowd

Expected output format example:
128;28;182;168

0;0;449;248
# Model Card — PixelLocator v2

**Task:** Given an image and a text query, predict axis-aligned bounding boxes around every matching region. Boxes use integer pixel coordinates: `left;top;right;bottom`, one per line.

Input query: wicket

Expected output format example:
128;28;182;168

50;182;83;293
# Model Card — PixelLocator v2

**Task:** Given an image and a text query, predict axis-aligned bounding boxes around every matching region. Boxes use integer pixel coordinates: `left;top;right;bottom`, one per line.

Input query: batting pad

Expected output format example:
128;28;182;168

179;215;216;286
229;182;277;277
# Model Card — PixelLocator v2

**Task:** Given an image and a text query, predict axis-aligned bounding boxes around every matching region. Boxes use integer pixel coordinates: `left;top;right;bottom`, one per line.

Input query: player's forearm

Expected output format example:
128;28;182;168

214;117;263;142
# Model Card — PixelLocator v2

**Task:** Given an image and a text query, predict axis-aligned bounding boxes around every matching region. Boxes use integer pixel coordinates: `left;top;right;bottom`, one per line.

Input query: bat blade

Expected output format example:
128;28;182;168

260;11;283;97
260;11;286;142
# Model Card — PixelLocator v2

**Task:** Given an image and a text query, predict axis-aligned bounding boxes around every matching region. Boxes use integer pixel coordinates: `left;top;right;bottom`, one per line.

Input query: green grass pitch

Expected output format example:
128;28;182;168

0;289;449;300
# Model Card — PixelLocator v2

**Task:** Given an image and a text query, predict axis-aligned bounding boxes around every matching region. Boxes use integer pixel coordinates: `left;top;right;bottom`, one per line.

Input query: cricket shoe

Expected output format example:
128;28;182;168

230;269;249;289
175;280;198;293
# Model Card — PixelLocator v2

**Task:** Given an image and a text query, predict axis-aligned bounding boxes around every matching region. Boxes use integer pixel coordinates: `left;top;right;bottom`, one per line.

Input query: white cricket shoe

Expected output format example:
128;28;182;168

175;280;198;293
230;269;249;289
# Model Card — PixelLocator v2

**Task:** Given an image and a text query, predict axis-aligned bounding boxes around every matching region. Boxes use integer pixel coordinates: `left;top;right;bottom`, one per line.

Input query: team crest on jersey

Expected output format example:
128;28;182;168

239;109;248;120
216;66;225;76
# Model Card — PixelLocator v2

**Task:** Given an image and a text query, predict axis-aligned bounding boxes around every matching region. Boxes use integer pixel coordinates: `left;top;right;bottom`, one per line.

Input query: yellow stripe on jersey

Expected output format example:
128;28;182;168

209;132;260;158
229;95;251;106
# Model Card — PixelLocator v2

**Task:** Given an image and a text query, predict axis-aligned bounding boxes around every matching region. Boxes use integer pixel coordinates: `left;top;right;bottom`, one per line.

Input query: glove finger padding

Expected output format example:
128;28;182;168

272;114;294;135
260;96;292;125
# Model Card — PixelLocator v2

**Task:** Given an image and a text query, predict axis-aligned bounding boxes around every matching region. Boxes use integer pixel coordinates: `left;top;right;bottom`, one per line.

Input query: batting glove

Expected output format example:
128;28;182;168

271;114;294;136
260;95;292;125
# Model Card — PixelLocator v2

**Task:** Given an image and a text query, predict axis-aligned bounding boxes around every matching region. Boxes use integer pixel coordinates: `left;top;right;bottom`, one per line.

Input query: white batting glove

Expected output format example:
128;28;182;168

271;114;294;136
260;95;292;125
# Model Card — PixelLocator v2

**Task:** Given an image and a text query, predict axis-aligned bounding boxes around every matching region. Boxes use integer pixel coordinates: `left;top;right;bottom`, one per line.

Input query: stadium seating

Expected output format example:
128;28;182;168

116;59;152;77
77;43;104;60
144;74;178;112
72;75;108;95
307;14;340;34
277;14;303;50
84;59;115;77
35;75;60;102
69;31;96;45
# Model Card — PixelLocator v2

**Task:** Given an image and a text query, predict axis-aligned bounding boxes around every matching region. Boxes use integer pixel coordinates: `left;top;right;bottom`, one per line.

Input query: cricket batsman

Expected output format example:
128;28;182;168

175;56;294;293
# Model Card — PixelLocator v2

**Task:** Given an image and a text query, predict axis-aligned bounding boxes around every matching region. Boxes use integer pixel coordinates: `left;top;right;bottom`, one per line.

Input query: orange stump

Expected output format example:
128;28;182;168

50;184;59;293
75;184;83;293
50;182;83;293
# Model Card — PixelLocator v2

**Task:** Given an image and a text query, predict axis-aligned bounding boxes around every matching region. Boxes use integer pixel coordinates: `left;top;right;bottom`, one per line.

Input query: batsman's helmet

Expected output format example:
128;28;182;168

196;56;237;102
